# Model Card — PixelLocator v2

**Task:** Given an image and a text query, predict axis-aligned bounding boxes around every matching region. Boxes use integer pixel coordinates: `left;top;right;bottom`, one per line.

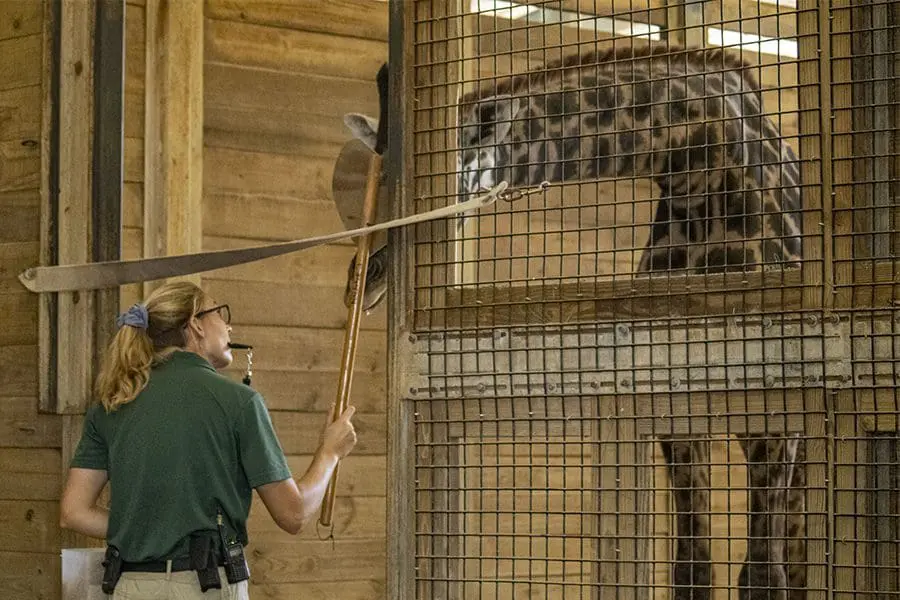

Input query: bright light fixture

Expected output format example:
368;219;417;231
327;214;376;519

469;0;662;41
707;27;798;58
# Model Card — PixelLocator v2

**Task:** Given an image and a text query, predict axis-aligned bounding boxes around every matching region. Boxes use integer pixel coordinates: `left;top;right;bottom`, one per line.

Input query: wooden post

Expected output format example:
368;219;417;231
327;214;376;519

143;0;203;297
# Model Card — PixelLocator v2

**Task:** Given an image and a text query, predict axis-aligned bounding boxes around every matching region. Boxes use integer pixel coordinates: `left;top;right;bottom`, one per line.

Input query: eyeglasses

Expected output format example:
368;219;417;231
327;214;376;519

195;304;231;325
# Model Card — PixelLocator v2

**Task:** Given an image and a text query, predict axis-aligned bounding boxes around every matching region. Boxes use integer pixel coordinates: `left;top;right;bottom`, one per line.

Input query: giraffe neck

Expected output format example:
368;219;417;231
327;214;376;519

457;44;803;272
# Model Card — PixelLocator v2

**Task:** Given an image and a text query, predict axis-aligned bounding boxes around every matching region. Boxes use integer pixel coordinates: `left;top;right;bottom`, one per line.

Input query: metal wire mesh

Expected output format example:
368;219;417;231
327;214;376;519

385;1;900;599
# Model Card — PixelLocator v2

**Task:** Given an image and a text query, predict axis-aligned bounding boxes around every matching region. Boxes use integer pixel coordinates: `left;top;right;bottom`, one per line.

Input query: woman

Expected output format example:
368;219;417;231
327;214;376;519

60;281;358;598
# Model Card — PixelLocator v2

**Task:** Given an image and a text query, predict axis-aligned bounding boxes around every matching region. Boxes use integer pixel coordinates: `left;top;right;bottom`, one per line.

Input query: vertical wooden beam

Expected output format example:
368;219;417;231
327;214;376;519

92;0;124;398
38;0;61;414
796;0;830;311
143;0;203;298
830;3;855;310
666;0;705;49
386;1;418;600
55;0;96;417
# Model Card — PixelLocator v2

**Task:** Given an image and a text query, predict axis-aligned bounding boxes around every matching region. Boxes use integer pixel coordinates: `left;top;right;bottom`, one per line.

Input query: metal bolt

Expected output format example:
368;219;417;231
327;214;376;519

762;316;773;328
409;387;417;395
408;334;417;343
671;377;681;389
765;375;776;387
589;380;599;389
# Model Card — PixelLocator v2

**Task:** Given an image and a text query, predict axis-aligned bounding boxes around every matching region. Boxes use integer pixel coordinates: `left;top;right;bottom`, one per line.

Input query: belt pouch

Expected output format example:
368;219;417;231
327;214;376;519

101;545;123;594
189;534;221;592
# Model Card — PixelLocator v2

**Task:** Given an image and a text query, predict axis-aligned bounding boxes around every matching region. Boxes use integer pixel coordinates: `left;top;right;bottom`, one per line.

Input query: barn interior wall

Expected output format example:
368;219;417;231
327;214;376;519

0;1;63;598
199;1;390;597
0;0;392;598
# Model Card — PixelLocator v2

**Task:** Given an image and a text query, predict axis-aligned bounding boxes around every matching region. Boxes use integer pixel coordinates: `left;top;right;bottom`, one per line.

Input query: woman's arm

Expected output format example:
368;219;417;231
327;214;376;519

60;467;110;539
256;405;357;534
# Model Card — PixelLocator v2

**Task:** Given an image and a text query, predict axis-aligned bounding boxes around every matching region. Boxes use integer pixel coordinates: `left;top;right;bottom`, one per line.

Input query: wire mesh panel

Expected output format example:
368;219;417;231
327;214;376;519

406;0;822;324
382;1;900;600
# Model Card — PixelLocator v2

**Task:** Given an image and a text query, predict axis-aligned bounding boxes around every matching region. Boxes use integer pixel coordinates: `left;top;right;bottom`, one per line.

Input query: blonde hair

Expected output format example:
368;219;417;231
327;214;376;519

95;281;208;412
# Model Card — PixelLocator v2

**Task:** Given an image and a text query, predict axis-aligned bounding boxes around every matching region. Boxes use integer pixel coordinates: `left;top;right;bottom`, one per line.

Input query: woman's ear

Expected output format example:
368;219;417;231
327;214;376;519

183;316;203;343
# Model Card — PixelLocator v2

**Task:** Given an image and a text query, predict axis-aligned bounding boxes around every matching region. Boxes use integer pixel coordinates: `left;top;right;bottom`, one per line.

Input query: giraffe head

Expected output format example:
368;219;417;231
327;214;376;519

456;94;522;197
339;112;389;313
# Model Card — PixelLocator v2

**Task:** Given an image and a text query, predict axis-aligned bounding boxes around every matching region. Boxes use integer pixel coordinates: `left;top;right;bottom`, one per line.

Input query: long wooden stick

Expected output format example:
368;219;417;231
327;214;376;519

319;151;383;528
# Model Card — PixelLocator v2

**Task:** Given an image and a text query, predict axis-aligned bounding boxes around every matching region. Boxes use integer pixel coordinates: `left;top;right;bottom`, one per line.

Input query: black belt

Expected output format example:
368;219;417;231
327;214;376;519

121;556;225;573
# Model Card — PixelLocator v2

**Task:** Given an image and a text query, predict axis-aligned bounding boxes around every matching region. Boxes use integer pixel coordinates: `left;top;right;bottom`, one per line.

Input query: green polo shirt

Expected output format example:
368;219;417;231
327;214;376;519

70;350;292;562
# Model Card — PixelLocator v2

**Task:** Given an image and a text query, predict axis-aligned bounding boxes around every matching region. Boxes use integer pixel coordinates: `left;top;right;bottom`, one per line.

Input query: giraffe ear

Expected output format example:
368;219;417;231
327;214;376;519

343;113;379;152
459;94;521;149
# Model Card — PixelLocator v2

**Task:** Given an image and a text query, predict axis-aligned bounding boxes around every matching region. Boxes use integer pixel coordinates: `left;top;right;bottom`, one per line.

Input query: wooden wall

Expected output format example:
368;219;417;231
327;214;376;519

201;1;390;597
0;2;63;598
0;1;805;599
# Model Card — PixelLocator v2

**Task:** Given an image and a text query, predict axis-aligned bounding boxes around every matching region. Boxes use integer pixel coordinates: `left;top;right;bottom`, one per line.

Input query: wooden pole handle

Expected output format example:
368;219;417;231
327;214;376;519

319;152;383;528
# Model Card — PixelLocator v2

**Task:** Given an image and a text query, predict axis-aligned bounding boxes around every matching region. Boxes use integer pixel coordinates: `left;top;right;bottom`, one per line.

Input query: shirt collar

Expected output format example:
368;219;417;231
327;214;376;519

166;349;217;372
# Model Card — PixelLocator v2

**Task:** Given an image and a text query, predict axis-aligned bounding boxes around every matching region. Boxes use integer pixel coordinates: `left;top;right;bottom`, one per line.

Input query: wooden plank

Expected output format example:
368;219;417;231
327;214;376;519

0;242;39;295
202;237;357;285
0;292;36;345
830;4;854;306
0;500;60;553
250;495;385;539
0;448;61;501
225;369;386;414
0;551;60;600
205;0;389;41
0;397;62;448
0;345;38;397
121;182;143;228
203;146;338;199
203;279;386;332
285;454;386;497
418;269;811;328
244;581;383;600
55;0;95;416
143;0;203;294
205;63;380;122
247;539;385;583
0;85;40;141
204;102;355;150
202;194;348;242
0;0;42;41
205;18;386;80
0;191;39;243
0;34;41;91
0;138;40;192
272;411;385;456
203;124;346;159
222;325;386;374
125;1;145;92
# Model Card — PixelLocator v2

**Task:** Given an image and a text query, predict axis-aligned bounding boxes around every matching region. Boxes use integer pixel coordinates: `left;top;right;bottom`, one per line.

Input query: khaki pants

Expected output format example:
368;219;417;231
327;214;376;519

112;566;249;599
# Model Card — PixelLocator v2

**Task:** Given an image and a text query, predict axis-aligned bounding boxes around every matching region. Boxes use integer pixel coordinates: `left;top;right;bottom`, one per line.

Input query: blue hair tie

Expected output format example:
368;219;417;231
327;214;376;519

116;303;149;330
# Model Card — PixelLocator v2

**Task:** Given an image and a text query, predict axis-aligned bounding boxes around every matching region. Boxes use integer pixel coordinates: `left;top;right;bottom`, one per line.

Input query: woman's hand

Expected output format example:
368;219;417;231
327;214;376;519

320;404;358;460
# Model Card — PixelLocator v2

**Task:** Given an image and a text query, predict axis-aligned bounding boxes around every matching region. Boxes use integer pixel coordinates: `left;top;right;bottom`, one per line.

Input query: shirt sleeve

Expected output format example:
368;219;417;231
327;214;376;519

69;404;109;471
237;392;293;488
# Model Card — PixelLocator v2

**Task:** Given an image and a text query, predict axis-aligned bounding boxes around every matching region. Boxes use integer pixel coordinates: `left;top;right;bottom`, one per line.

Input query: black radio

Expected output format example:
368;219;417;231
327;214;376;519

217;507;250;584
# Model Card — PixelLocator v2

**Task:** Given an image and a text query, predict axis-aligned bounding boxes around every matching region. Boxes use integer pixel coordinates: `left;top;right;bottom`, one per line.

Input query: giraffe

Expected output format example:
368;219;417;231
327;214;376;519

342;43;807;600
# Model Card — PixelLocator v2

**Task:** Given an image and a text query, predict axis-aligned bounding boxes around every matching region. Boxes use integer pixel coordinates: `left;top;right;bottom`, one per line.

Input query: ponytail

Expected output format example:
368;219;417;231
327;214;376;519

95;281;207;412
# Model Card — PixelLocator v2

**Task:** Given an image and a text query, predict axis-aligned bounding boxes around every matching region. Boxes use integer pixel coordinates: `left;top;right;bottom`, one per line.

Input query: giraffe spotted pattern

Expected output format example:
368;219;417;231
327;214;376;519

342;43;807;600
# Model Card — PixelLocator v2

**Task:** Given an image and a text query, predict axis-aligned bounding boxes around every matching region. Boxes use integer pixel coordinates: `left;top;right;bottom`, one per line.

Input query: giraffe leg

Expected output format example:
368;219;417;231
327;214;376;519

785;440;807;600
737;435;799;600
660;436;713;600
